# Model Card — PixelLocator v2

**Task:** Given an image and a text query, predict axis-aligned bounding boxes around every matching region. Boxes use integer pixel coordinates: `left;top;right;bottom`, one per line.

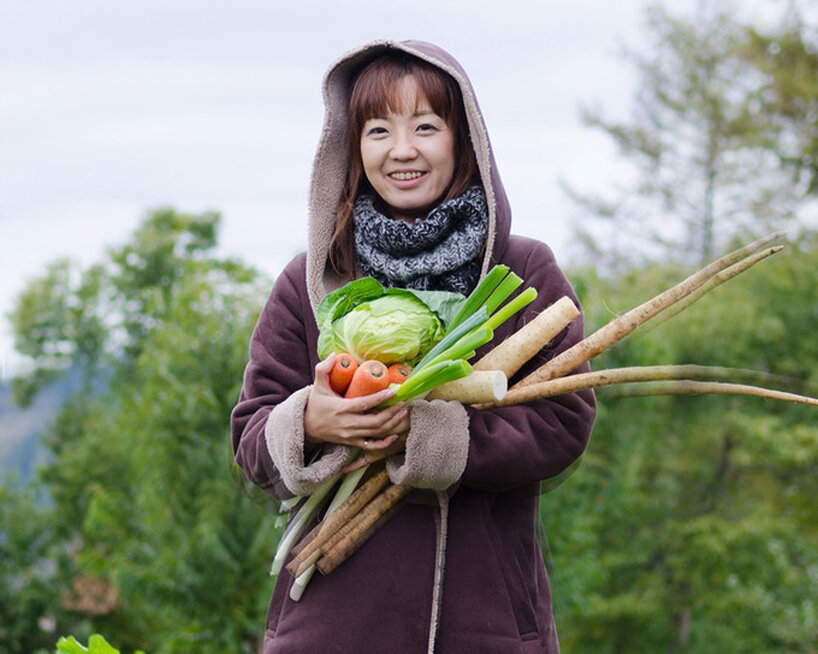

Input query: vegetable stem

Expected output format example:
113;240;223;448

387;359;474;404
270;474;337;576
412;307;488;373
447;265;509;331
486;287;538;331
419;326;493;372
483;272;523;316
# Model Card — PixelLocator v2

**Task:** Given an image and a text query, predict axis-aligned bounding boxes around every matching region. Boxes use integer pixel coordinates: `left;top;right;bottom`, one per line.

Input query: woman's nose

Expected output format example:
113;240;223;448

389;132;417;160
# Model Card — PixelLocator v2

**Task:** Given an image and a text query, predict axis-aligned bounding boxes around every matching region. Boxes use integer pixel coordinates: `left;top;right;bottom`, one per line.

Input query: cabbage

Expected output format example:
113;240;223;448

316;278;465;365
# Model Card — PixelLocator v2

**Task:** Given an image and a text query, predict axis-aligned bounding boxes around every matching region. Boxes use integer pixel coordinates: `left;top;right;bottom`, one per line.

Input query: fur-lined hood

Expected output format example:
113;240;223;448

305;39;513;313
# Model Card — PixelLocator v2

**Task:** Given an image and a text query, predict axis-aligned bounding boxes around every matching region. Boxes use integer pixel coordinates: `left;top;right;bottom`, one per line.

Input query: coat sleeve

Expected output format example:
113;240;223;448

230;256;351;499
461;238;596;489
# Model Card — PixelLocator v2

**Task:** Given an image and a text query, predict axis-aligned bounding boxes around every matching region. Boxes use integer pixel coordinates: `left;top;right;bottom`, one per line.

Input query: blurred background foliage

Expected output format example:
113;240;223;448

2;1;817;652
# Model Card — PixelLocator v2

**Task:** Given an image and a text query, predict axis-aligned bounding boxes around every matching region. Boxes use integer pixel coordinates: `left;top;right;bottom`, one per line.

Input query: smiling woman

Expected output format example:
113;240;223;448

230;40;596;654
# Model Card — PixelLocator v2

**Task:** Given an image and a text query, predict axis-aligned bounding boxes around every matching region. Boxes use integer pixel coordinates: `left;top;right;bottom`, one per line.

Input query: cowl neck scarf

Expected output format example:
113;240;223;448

353;185;488;295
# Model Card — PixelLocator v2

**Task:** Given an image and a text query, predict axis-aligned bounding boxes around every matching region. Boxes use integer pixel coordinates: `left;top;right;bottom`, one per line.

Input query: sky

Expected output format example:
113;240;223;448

0;0;786;378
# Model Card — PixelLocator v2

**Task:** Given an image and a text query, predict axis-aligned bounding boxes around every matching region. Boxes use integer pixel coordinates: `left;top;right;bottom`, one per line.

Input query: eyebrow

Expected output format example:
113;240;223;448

365;107;439;121
413;107;436;117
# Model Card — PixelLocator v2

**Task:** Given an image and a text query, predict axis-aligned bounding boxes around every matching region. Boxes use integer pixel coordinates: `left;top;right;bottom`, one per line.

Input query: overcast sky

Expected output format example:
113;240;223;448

0;0;785;378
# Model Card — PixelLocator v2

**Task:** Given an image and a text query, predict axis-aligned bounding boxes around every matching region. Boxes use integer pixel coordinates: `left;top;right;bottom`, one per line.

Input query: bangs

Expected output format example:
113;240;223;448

349;55;457;126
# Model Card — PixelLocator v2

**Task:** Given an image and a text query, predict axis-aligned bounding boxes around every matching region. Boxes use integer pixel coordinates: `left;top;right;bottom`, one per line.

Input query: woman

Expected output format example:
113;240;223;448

231;40;596;654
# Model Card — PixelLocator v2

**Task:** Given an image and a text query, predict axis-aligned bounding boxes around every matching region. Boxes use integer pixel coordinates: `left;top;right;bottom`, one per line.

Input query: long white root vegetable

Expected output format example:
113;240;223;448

471;296;579;378
514;234;784;389
646;246;788;333
427;370;508;403
600;380;818;406
485;365;818;408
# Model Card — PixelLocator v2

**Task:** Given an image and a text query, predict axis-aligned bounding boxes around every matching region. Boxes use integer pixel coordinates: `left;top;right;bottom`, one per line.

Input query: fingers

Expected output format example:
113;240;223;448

341;455;369;474
345;387;396;411
341;434;406;473
378;405;409;435
353;402;407;434
360;434;398;451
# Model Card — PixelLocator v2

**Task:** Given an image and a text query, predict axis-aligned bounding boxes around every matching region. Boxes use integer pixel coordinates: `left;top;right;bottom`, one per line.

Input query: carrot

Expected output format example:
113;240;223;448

387;363;412;385
344;360;390;398
329;353;358;394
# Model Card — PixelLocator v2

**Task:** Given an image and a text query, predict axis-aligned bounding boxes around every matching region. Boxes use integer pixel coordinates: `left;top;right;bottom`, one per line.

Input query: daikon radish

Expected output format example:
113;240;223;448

514;235;784;389
472;296;579;378
427;370;507;403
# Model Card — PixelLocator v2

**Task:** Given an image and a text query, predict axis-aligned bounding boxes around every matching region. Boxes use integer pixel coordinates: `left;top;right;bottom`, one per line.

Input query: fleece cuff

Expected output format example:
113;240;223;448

264;386;351;496
387;399;470;491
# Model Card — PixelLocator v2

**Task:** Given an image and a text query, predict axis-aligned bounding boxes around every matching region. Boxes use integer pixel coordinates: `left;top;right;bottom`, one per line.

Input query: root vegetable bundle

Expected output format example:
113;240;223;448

274;233;817;600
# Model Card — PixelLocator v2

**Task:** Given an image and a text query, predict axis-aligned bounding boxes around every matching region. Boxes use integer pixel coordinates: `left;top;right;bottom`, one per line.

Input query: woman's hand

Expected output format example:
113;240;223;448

304;355;410;453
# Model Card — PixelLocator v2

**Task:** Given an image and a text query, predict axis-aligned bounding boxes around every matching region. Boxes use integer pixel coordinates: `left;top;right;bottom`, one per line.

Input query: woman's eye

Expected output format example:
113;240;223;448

367;126;388;136
417;123;438;133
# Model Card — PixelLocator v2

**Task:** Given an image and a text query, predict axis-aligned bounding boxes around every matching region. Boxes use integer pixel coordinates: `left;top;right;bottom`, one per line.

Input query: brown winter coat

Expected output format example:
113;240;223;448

231;39;596;653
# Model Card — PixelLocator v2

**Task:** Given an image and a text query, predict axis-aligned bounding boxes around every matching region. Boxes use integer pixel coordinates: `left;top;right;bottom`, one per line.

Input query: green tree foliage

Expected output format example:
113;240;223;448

565;2;802;268
4;208;280;652
0;480;70;653
545;231;818;653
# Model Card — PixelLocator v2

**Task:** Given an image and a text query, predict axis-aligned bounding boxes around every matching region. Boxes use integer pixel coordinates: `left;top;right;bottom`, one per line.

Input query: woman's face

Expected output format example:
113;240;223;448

360;75;456;222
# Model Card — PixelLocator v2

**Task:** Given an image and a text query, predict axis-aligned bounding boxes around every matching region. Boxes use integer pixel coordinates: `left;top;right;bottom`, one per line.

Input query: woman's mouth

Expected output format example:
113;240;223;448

388;171;425;181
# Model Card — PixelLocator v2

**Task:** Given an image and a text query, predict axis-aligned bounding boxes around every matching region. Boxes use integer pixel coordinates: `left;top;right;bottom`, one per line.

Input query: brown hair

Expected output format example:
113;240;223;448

328;51;480;278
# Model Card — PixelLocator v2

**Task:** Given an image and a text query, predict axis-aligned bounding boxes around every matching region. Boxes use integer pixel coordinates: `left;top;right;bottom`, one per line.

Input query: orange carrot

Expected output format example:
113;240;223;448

344;360;390;398
387;363;412;385
329;353;358;394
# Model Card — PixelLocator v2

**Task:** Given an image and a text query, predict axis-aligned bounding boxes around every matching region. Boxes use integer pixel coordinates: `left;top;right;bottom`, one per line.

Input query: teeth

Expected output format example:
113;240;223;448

390;171;423;180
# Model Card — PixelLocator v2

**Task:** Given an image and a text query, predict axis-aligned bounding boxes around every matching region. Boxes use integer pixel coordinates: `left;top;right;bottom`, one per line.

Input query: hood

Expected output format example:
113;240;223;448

306;39;513;313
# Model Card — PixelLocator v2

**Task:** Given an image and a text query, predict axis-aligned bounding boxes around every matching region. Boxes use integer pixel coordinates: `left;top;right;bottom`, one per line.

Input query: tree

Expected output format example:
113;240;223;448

5;208;281;652
564;2;801;269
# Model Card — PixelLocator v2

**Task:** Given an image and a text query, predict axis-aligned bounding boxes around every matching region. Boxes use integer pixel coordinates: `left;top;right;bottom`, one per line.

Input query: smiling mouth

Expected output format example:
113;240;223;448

388;171;425;181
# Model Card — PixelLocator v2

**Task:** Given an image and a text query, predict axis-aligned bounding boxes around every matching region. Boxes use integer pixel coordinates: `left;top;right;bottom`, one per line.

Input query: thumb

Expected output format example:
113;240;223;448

313;353;336;390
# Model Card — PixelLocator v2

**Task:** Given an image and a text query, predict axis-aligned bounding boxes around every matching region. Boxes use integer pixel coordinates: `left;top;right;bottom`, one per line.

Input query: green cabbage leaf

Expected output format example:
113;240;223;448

316;277;466;365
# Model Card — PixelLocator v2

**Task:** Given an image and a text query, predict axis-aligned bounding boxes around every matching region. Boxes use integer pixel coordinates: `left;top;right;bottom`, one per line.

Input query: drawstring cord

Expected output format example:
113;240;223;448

427;490;450;654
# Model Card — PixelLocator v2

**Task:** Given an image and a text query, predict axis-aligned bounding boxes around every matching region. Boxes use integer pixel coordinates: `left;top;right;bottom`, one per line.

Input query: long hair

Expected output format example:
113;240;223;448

328;52;480;279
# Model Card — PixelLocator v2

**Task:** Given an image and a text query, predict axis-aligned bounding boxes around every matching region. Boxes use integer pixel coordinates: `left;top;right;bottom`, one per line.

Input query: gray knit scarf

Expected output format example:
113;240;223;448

353;185;488;295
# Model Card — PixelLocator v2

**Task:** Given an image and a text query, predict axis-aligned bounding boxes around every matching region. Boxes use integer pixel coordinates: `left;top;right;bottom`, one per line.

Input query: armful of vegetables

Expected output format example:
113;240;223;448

275;234;818;601
276;266;540;599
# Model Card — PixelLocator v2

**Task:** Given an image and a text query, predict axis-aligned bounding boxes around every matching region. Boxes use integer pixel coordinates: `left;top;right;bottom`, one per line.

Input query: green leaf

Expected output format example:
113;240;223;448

55;634;120;654
315;277;467;365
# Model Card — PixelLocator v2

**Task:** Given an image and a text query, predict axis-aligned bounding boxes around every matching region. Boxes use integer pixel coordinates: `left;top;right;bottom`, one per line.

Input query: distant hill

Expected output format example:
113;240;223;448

0;371;78;483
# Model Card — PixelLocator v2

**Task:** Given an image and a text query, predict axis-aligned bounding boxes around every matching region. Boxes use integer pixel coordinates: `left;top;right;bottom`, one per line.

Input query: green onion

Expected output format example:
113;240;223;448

412;307;488;373
325;463;368;515
388;359;473;404
483;272;523;316
270;474;338;576
487;287;538;331
418;325;493;372
289;455;369;600
447;265;509;332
